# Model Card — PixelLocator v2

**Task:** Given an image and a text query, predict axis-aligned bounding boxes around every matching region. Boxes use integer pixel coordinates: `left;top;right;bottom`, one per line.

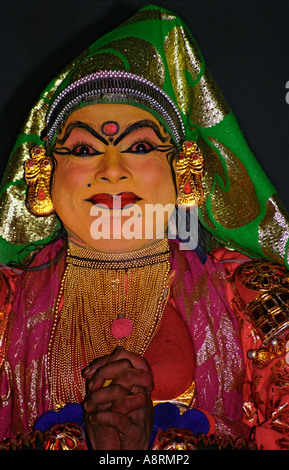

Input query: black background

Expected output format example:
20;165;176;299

1;0;289;210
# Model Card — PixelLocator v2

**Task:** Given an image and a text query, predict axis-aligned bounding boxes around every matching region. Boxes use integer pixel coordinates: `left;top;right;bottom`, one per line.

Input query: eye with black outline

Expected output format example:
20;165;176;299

53;143;102;157
71;144;102;157
123;141;155;155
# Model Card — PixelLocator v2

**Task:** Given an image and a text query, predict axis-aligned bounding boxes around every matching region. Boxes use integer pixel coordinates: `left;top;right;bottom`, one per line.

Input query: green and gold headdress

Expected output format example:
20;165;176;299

1;4;289;267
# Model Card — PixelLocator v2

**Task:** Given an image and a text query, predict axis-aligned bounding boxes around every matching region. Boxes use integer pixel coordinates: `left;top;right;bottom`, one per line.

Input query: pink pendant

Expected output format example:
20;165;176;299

111;318;133;339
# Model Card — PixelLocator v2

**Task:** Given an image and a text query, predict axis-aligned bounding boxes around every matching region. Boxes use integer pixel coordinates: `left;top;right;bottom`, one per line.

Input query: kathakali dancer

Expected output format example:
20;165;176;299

0;4;289;450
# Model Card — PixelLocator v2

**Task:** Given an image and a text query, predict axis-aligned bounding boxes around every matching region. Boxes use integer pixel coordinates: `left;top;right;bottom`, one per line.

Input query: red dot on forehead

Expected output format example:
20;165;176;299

101;121;119;136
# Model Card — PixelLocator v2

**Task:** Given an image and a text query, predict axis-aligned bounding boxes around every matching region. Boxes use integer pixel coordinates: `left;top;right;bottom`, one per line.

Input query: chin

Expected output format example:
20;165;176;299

66;217;168;253
83;236;157;253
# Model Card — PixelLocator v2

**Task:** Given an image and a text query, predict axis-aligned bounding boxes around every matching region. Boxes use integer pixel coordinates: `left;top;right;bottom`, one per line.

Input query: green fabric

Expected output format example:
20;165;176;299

0;4;288;267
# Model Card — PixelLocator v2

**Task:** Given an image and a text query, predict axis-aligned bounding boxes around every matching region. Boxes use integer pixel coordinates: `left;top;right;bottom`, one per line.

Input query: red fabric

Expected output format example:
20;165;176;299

144;301;195;401
211;248;289;450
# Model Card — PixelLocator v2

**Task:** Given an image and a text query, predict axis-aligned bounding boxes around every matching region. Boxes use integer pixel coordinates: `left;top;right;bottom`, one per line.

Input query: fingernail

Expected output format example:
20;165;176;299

82;365;91;377
103;379;112;388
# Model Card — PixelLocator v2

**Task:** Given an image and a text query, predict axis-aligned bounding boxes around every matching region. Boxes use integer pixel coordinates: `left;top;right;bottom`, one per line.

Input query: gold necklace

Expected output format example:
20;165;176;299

47;238;171;409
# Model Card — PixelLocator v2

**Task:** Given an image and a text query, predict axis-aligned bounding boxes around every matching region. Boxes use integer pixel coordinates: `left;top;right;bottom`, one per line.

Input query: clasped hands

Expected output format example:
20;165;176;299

82;347;154;450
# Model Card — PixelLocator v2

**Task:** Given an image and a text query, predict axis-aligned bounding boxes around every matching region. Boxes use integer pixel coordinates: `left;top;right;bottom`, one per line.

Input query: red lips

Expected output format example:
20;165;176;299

87;192;141;209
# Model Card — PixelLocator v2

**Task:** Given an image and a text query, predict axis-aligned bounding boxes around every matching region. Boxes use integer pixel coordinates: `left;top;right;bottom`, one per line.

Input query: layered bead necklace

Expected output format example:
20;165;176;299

48;238;172;409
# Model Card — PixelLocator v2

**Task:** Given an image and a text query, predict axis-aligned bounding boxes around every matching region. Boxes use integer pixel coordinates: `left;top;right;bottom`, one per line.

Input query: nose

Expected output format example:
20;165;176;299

94;148;131;184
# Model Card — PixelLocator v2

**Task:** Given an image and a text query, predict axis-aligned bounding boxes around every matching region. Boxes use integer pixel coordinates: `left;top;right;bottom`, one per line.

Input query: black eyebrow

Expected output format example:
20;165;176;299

55;121;109;146
113;120;169;146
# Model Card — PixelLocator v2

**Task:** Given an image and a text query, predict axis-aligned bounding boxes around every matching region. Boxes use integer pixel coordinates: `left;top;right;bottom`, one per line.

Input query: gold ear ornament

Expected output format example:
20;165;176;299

176;140;204;207
24;146;55;217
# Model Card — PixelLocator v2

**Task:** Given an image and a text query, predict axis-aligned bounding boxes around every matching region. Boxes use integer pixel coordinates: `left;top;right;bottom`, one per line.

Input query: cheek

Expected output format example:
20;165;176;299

51;167;67;207
51;160;87;203
50;161;91;234
143;161;176;202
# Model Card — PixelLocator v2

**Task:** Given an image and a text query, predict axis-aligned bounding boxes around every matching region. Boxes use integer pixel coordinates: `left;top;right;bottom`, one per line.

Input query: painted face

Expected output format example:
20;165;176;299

51;104;177;252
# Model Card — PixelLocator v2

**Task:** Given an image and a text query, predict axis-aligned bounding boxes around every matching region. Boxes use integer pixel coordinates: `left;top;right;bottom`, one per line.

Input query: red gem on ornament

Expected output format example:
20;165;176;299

34;147;42;155
184;182;191;194
193;154;199;160
27;161;34;167
179;153;184;160
186;141;193;148
111;318;133;339
38;189;45;200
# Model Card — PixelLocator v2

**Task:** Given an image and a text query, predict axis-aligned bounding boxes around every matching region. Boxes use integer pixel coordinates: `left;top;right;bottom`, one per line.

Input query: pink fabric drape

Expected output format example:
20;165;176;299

169;242;244;420
0;239;244;440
